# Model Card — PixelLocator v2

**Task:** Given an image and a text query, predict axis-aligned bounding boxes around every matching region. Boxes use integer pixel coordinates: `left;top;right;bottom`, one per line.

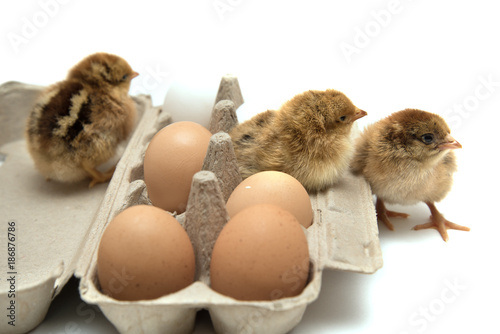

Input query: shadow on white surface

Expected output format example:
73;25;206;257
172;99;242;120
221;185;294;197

292;269;374;333
30;277;118;334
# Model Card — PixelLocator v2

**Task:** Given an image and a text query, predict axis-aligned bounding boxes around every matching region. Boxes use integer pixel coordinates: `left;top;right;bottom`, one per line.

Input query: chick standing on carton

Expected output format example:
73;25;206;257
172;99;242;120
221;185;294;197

25;52;138;188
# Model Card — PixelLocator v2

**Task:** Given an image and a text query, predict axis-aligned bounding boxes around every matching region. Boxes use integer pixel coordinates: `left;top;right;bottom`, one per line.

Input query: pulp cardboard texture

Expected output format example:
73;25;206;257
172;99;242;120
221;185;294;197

0;81;147;334
0;76;383;334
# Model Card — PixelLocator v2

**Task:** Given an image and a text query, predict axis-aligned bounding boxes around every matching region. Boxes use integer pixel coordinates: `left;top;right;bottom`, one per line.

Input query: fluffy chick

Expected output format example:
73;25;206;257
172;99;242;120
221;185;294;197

26;52;138;188
351;108;469;241
230;89;367;192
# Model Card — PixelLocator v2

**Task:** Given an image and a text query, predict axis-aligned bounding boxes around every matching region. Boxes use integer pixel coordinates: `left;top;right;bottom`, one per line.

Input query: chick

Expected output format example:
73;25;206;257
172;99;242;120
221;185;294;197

351;108;470;241
25;52;138;188
230;89;367;192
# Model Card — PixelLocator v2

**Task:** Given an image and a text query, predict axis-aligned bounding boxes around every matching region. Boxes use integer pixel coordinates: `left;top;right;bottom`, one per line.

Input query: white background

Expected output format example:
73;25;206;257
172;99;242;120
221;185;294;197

1;0;499;333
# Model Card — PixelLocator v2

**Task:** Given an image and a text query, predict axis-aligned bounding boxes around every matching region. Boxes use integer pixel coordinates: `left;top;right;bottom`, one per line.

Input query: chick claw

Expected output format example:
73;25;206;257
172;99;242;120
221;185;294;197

83;163;116;188
376;198;409;231
412;202;470;242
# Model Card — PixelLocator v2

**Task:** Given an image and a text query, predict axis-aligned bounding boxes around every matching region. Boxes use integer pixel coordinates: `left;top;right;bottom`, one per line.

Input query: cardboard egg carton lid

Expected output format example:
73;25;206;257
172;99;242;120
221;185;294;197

74;75;383;333
0;81;149;334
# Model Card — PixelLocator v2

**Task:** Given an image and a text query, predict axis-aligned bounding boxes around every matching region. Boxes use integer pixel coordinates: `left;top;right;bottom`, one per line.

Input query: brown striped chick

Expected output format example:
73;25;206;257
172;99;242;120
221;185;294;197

229;89;367;192
351;108;470;241
25;52;138;188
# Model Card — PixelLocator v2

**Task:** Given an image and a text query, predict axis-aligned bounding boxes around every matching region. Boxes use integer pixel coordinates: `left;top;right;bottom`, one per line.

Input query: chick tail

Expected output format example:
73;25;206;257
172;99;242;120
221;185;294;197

375;198;409;231
32;156;88;183
412;202;470;242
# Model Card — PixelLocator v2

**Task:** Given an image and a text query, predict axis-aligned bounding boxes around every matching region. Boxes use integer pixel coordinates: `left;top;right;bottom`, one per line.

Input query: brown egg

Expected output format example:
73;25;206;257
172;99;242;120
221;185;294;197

97;205;195;301
210;204;310;301
226;171;313;228
144;121;212;213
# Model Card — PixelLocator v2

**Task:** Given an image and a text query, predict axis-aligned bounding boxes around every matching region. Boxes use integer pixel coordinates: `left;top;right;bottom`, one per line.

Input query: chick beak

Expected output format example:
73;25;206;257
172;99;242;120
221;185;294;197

438;134;462;150
131;71;139;79
352;109;368;121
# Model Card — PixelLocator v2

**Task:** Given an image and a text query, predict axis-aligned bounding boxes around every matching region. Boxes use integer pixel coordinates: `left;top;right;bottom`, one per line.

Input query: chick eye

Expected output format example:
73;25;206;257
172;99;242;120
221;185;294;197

121;74;129;82
421;133;435;144
339;116;347;122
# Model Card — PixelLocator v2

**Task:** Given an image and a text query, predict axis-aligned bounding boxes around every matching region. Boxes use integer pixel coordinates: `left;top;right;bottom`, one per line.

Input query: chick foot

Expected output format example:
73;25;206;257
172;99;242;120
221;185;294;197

375;198;409;231
83;163;116;188
412;202;470;242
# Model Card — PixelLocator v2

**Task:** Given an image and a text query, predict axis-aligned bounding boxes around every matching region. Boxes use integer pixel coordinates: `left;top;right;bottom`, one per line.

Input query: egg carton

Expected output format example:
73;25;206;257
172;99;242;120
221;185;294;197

76;75;383;334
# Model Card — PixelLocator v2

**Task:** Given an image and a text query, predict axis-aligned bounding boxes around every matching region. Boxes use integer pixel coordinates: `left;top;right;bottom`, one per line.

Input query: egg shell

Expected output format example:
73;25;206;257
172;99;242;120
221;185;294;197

144;121;212;213
210;204;310;301
162;72;222;128
97;205;196;301
226;171;313;228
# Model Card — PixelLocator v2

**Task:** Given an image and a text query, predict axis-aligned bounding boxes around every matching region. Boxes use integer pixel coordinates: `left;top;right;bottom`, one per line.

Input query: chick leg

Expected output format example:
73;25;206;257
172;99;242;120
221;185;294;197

412;202;470;242
82;162;116;188
375;198;409;231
